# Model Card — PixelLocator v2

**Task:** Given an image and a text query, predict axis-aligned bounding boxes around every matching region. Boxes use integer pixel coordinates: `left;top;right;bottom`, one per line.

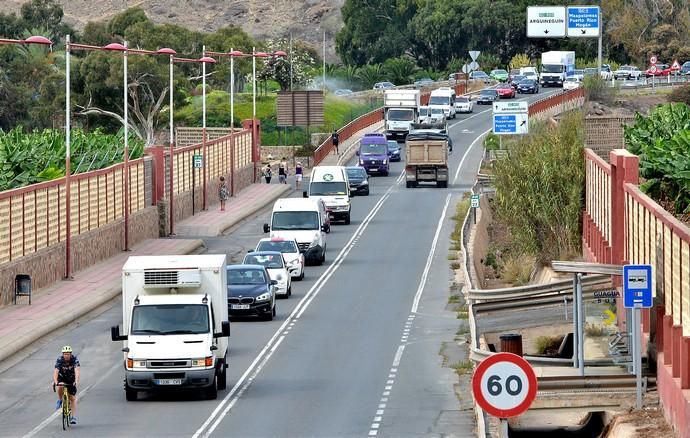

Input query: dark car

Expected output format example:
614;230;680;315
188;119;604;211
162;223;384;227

682;61;690;76
227;264;277;321
517;79;539;94
477;89;499;104
386;140;401;162
509;74;525;89
345;166;369;196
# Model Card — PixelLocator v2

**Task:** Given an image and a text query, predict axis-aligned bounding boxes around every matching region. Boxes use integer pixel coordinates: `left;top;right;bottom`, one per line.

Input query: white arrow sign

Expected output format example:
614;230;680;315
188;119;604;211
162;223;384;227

527;6;566;38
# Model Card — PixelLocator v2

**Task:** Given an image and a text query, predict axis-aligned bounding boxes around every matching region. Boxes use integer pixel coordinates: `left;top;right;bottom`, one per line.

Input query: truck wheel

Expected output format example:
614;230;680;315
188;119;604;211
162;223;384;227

125;385;138;401
206;378;218;400
436;181;444;188
406;181;412;188
382;171;389;176
217;359;227;390
344;213;351;225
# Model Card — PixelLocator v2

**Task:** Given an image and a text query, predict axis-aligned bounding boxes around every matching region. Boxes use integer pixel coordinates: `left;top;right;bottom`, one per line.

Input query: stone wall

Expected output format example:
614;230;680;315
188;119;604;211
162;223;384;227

584;116;635;161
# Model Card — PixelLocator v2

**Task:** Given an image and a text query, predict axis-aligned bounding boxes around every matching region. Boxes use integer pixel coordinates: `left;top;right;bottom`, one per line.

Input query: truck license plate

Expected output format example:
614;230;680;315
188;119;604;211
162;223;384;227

155;379;182;385
232;304;250;310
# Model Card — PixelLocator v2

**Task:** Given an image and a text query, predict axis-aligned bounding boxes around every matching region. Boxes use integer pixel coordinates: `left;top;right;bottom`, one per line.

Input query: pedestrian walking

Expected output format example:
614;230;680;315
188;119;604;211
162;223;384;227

263;164;272;184
295;162;303;190
278;157;288;184
218;176;229;211
332;130;340;155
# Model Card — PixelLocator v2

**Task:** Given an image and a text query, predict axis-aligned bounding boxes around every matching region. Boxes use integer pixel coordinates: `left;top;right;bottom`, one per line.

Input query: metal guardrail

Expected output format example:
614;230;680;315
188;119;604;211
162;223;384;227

468;274;610;302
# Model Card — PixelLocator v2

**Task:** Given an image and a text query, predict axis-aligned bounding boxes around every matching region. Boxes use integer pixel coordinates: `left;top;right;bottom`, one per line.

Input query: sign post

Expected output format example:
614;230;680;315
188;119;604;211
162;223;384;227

471;194;480;224
192;154;203;216
472;353;537;437
623;264;653;410
527;6;566;38
567;6;601;74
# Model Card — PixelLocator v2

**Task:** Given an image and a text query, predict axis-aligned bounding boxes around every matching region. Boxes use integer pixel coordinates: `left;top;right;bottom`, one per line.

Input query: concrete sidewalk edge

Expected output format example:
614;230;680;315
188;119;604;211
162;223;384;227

0;239;205;363
217;184;292;236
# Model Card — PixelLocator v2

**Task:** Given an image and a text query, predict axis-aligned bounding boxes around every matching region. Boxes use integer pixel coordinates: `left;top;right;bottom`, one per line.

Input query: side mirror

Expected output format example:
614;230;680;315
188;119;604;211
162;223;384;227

350;189;356;196
214;320;230;338
247;249;254;253
270;280;278;285
321;223;330;233
263;223;270;233
111;325;127;342
302;191;308;198
356;150;360;156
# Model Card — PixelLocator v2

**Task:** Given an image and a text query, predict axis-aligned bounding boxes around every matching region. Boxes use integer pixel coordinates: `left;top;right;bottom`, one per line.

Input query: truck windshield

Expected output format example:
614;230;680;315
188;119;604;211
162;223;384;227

131;304;209;335
272;211;320;230
387;109;414;121
360;144;387;155
309;181;348;196
542;64;564;73
429;96;450;105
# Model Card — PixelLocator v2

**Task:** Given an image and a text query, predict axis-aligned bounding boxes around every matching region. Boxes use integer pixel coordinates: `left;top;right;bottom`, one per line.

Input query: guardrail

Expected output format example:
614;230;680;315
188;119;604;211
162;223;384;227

468;274;610;302
312;108;384;165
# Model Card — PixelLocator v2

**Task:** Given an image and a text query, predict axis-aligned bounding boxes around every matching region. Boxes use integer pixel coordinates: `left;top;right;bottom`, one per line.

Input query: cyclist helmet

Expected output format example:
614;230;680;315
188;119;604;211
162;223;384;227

61;345;73;353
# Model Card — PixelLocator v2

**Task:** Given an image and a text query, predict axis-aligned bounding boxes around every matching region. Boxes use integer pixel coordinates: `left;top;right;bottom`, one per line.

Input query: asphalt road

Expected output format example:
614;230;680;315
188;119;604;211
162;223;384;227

0;89;558;438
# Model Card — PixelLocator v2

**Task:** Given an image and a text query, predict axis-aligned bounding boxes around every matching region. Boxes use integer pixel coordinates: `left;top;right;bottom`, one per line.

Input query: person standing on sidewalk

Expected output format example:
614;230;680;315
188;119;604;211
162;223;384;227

295;162;303;190
278;157;288;184
218;176;229;211
263;164;272;184
331;130;340;155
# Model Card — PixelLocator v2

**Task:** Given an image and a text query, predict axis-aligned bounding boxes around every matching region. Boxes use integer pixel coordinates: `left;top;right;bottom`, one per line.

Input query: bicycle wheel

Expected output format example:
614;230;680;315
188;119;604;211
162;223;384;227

62;394;70;429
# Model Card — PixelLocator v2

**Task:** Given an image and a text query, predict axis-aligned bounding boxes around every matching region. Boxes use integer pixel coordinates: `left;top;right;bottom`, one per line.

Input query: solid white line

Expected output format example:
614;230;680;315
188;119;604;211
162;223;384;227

23;362;120;438
411;194;452;313
193;172;404;438
452;128;492;185
392;345;405;367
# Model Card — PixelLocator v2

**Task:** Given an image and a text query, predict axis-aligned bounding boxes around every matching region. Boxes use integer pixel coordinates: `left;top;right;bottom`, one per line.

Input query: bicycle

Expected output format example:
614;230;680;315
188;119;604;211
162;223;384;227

53;382;73;430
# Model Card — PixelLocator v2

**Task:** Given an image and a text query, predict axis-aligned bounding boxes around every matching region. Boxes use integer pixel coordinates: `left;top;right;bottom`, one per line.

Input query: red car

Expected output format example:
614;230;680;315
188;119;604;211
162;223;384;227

645;63;671;77
496;83;516;98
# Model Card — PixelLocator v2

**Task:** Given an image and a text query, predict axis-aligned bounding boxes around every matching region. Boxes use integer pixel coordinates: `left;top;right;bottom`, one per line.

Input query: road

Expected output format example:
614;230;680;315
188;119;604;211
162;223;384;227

0;90;558;438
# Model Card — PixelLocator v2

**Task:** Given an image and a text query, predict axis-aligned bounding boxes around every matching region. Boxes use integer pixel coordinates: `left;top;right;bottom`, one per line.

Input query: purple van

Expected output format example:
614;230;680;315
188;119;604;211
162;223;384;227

357;133;389;176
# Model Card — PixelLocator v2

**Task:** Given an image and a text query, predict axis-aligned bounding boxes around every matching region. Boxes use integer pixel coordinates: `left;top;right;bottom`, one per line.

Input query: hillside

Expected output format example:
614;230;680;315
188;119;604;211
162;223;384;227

4;0;345;60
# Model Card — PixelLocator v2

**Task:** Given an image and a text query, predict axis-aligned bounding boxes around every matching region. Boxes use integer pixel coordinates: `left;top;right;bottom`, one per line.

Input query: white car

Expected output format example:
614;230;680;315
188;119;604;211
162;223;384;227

563;76;582;90
428;107;446;124
255;237;305;281
454;96;473;113
243;251;292;298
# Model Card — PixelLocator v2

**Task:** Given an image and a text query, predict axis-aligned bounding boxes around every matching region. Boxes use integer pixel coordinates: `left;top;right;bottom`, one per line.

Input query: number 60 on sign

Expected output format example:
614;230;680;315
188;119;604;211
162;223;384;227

471;352;538;418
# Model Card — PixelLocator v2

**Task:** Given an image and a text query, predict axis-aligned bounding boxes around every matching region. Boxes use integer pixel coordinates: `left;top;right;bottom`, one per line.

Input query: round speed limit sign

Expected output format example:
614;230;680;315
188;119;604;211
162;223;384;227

471;353;537;418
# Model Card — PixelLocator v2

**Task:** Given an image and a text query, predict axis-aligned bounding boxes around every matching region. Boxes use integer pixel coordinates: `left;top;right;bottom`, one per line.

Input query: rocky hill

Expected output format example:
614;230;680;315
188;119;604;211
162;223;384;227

5;0;345;60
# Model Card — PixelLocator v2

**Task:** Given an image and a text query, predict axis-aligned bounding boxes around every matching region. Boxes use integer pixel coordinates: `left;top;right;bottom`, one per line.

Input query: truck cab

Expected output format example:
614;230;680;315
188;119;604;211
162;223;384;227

384;89;421;140
304;166;352;225
357;133;390;176
540;51;575;87
429;87;457;120
111;254;231;401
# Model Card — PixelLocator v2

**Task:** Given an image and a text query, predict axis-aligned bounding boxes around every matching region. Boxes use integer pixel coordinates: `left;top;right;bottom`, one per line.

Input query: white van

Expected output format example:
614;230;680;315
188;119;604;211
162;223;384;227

263;198;329;265
304;166;352;225
429;87;456;120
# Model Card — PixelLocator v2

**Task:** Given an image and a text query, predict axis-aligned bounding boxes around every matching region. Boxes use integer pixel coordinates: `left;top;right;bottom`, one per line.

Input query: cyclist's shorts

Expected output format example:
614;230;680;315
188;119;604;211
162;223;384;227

58;382;77;396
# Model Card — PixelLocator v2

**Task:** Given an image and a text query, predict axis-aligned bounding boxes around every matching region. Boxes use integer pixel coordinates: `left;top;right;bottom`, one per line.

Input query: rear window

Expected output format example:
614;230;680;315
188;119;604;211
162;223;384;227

456;97;469;103
480;90;497;95
244;253;284;268
256;240;297;253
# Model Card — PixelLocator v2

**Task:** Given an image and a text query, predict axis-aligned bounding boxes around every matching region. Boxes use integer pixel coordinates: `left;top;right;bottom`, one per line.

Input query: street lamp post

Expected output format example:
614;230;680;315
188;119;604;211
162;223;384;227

199;49;216;211
155;48;177;235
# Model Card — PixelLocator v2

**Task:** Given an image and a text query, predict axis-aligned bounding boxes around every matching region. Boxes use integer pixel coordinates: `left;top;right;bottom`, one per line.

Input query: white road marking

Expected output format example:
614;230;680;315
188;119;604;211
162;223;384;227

24;362;120;438
392;345;405;367
193;172;404;438
374;416;382;422
411;194;452;313
452;128;492;185
376;409;385;415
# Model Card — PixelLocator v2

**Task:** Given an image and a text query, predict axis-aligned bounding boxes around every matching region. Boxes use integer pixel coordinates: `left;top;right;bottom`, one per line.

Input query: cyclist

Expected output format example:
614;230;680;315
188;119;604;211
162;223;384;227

53;345;80;425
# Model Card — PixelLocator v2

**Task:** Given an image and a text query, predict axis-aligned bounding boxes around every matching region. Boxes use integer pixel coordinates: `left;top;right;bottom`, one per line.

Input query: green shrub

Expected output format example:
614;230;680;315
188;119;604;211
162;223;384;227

500;255;534;286
668;85;690;106
583;75;617;104
484;132;500;151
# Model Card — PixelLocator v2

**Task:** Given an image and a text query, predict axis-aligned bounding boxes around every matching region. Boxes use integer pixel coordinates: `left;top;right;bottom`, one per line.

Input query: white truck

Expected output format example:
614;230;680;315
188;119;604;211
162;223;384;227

540;51;575;87
384;89;420;140
111;254;231;401
428;87;457;120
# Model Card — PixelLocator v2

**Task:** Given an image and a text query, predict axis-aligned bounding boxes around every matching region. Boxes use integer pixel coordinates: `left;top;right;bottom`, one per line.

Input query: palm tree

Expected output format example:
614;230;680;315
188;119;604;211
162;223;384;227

355;64;384;89
383;57;416;86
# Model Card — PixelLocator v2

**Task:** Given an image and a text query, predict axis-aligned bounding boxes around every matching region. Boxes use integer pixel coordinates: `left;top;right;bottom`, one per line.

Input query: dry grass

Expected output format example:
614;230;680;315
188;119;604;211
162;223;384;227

500;254;534;286
451;360;474;375
585;323;607;337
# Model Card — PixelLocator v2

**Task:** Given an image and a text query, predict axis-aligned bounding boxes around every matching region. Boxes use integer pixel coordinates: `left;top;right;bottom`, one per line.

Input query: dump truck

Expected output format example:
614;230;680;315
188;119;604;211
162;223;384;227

404;126;450;188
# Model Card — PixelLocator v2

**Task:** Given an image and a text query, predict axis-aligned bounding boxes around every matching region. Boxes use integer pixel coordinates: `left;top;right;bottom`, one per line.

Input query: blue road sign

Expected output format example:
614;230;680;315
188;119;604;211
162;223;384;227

567;6;600;37
623;264;653;308
493;115;517;134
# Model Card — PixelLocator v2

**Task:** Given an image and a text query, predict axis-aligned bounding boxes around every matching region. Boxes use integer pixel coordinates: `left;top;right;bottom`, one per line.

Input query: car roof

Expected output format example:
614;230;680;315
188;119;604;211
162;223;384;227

258;237;298;244
227;264;267;271
246;250;284;257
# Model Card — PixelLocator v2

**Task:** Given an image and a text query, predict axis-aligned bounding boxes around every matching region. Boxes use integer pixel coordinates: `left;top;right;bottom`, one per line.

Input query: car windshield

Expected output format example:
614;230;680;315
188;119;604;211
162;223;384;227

309;181;348;196
271;211;320;230
480;90;497;95
387;141;399;150
346;168;366;178
474;71;488;77
493;70;507;75
542;64;565;73
244;253;284;269
512;75;525;82
360;143;387;155
584;68;597;75
256;240;298;253
574;69;584;75
456;97;469;103
228;268;267;285
519;79;535;85
430;107;444;115
131;304;209;335
429;96;450;105
387;109;414;121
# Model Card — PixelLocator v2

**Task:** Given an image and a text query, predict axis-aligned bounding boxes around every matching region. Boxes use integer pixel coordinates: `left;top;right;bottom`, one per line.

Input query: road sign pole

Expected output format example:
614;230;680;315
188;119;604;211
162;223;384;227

572;275;579;369
597;16;603;75
576;273;585;376
192;157;196;216
633;306;642;409
499;419;509;438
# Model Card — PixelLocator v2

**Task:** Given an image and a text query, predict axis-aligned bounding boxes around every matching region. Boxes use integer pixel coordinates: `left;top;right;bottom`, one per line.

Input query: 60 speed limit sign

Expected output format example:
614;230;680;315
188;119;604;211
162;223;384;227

471;353;537;418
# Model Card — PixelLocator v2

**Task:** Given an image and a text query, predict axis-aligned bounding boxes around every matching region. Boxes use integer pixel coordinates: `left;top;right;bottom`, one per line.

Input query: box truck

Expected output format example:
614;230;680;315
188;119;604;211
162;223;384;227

111;254;230;401
384;89;421;140
540;51;575;87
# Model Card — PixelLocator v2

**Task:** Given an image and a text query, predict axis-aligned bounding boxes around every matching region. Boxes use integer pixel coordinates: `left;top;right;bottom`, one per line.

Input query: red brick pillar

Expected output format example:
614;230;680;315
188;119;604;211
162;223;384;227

681;337;690;389
642;309;651;333
242;119;261;183
663;315;673;365
145;146;165;206
672;325;683;377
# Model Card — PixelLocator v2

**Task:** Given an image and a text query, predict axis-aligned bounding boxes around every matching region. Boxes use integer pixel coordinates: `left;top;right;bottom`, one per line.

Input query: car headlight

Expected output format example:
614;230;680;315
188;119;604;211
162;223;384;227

127;359;147;369
359;159;364;165
289;258;300;266
256;292;271;302
383;159;388;164
191;357;213;367
361;180;369;185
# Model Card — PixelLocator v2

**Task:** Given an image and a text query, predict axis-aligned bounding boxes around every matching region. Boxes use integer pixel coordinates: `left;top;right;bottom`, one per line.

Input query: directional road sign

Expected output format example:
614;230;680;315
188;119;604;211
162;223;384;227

493;101;529;114
527;6;566;38
493;114;529;135
472;353;538;419
623;264;653;308
567;6;600;37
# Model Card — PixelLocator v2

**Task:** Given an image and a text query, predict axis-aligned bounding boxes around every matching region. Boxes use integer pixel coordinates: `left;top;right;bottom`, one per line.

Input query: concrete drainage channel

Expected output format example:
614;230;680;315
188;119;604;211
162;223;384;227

509;412;607;438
